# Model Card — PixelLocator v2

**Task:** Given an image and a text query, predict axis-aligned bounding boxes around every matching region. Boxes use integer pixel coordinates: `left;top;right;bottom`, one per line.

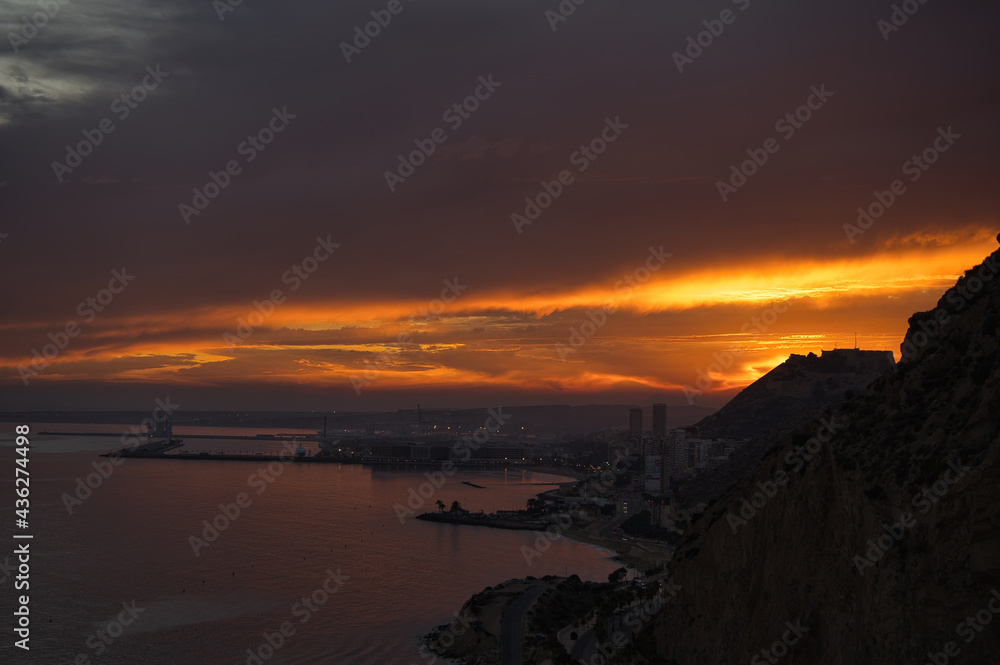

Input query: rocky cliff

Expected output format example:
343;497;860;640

642;242;1000;664
678;348;896;509
694;348;895;441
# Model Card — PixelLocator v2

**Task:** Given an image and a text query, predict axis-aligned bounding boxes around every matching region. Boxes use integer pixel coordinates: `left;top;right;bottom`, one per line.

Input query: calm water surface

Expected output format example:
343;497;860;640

0;425;618;664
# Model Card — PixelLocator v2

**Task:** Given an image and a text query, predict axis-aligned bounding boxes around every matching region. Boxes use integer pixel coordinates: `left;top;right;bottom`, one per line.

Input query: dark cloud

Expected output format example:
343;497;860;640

0;0;998;408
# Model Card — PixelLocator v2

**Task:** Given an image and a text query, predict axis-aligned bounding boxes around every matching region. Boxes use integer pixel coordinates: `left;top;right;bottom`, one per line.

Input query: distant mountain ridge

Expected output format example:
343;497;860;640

0;403;716;438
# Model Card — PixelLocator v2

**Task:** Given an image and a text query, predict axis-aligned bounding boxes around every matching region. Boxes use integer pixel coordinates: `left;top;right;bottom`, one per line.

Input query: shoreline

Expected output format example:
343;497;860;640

419;476;672;574
558;525;669;573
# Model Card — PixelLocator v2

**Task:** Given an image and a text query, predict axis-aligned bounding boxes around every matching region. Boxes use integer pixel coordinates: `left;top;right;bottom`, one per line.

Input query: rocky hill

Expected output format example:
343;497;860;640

640;241;1000;664
676;348;896;508
694;348;895;441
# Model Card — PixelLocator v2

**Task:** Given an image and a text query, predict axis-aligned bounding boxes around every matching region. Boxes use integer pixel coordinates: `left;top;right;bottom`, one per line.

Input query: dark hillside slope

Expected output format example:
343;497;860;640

642;242;1000;664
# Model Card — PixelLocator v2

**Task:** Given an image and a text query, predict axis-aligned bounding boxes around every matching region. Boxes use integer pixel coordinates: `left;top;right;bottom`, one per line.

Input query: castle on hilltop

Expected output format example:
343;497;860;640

788;348;896;374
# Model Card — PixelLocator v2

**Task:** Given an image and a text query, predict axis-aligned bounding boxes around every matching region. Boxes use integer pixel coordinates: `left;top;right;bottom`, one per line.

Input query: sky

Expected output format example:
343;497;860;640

1;0;998;412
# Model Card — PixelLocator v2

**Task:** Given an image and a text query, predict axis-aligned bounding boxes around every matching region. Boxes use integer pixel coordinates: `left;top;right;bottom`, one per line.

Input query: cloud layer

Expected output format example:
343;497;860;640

1;0;998;410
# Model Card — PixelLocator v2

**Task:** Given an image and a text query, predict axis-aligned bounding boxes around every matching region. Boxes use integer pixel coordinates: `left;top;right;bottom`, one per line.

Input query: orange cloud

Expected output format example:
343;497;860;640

2;230;994;405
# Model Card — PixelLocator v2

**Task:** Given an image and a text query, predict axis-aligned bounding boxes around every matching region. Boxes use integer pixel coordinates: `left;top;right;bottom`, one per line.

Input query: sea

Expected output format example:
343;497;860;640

0;424;620;664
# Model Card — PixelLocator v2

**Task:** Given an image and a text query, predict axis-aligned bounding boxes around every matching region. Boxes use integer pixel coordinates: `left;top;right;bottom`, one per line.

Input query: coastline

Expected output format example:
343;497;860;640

421;471;672;572
418;475;674;664
557;524;670;573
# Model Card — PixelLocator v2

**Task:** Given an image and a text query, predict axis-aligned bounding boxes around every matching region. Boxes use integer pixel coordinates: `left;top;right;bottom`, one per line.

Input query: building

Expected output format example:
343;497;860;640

643;455;662;493
644;436;666;458
652;403;667;438
609;439;635;465
660;457;671;495
629;407;643;440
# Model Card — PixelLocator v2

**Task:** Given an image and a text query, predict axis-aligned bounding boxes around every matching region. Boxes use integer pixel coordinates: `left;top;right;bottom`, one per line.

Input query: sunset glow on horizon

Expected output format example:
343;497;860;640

3;0;998;413
4;227;994;409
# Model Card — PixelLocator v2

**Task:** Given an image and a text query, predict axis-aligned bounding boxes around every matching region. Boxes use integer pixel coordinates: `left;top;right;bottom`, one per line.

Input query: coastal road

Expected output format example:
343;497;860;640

571;625;599;664
501;582;550;665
